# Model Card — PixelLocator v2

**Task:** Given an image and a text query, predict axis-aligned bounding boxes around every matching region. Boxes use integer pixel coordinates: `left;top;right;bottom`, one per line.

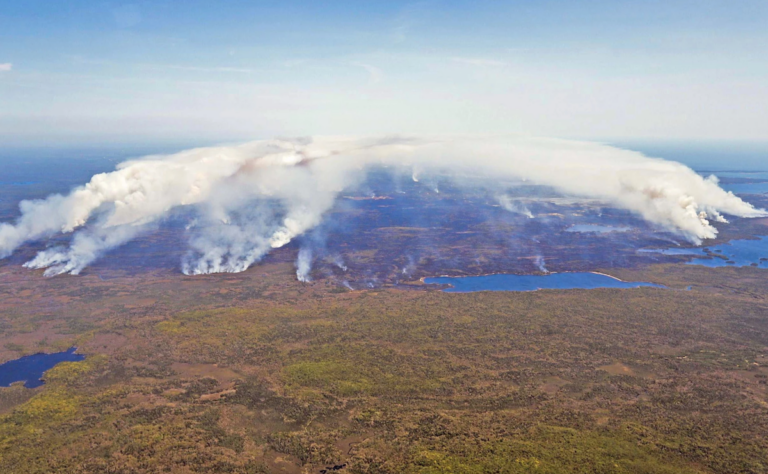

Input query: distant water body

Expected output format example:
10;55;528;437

688;237;768;268
720;182;768;195
566;224;630;234
425;272;664;293
713;171;768;180
616;141;768;172
641;236;768;268
0;348;85;388
638;248;705;256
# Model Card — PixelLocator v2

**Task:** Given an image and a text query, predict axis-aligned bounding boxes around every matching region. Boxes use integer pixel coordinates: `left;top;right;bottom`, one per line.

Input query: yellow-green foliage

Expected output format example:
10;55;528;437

71;330;97;347
155;319;183;334
285;360;375;396
409;426;704;474
155;306;320;363
11;388;81;425
156;308;270;340
0;355;104;448
0;387;84;474
0;354;112;473
43;354;107;385
50;338;78;352
283;344;450;397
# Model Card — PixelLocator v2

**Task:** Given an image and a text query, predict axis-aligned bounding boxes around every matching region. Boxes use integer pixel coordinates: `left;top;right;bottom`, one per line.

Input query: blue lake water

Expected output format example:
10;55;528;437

567;224;630;233
687;236;768;268
2;181;39;186
638;248;707;256
697;170;768;194
425;272;664;292
720;182;768;194
0;348;85;388
617;141;768;172
712;171;768;180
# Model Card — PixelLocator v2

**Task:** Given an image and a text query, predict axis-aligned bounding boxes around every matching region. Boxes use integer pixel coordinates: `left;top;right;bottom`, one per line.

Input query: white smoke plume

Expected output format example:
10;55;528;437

1;135;765;276
496;194;535;218
402;255;417;276
23;224;145;276
331;254;348;272
296;247;313;282
534;255;548;273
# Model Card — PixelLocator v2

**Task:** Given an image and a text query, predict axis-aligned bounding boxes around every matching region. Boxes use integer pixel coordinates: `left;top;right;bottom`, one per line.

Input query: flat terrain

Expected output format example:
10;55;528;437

1;259;767;474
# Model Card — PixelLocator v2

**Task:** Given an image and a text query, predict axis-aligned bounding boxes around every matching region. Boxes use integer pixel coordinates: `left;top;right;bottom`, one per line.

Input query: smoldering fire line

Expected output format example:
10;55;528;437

0;135;765;277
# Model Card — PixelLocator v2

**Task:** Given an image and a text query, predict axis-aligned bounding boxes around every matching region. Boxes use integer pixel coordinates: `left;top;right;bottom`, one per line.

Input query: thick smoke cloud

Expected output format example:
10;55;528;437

0;135;765;276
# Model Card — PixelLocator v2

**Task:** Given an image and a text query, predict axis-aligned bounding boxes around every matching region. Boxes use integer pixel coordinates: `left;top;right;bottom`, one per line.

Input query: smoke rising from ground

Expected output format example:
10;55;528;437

496;194;534;218
0;135;765;276
296;247;313;282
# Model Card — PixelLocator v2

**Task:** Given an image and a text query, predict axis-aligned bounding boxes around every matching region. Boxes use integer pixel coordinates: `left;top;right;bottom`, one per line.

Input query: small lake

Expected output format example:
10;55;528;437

425;272;664;292
0;348;85;388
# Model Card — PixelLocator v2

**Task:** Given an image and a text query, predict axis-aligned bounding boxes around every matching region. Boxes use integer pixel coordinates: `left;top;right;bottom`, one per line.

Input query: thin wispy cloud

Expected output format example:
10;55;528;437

148;63;254;74
351;62;384;85
392;1;434;43
67;56;255;74
282;59;311;68
450;57;506;67
5;2;768;143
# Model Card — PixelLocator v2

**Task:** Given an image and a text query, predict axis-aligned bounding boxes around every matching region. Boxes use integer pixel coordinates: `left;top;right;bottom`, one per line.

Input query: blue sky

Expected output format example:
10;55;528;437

1;0;767;145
